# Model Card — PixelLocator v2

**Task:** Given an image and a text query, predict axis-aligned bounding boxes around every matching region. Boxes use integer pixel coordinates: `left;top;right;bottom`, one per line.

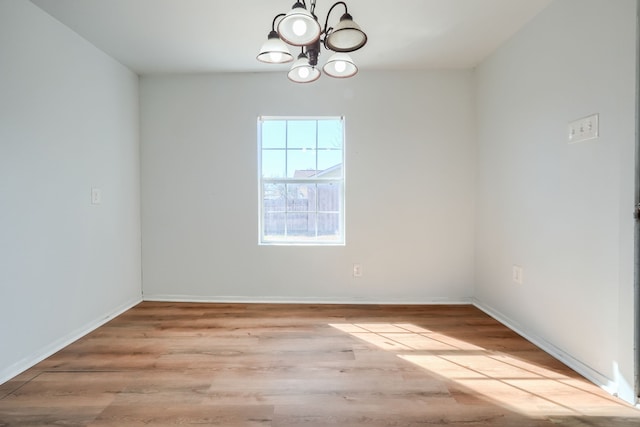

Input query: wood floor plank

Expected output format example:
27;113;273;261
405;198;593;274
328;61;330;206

89;404;274;427
0;302;638;427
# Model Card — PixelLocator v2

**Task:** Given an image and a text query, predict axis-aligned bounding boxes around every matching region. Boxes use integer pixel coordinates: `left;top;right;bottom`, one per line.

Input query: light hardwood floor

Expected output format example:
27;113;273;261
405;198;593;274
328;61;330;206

0;302;638;426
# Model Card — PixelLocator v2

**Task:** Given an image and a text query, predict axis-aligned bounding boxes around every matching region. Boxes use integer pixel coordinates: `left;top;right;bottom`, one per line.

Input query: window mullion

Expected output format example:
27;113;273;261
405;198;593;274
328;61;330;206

284;122;289;239
315;122;319;238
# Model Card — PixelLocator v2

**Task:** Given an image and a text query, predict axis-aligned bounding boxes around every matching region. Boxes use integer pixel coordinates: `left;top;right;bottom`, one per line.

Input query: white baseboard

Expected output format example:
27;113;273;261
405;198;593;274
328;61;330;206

143;294;474;305
0;296;142;386
472;298;618;397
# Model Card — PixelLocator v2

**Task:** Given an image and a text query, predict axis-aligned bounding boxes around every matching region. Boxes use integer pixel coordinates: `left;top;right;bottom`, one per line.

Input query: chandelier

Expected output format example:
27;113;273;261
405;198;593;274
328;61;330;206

257;1;368;83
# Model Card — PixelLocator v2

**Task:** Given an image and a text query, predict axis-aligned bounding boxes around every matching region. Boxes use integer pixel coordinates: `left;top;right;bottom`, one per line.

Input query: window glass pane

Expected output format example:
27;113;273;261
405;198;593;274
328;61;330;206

264;213;285;238
317;149;342;175
287;213;317;237
287;149;316;178
262;150;286;178
318;119;342;149
317;213;340;238
317;183;340;212
263;183;285;212
287;184;313;212
261;120;286;149
288;120;316;149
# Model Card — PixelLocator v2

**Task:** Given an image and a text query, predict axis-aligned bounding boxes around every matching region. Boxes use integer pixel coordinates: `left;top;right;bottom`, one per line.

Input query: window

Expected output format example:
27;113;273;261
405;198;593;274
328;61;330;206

258;116;345;245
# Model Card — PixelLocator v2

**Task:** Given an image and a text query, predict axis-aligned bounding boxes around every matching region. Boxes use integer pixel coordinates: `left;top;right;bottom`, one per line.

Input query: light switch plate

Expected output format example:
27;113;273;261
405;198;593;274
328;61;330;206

568;114;599;143
512;265;523;285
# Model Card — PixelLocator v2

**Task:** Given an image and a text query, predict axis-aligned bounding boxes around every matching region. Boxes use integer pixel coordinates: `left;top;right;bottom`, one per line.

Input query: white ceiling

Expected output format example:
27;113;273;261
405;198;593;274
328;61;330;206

30;0;553;75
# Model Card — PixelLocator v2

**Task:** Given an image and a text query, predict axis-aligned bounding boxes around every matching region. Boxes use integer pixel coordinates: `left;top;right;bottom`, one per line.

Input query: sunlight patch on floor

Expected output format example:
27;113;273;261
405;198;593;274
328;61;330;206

329;323;640;419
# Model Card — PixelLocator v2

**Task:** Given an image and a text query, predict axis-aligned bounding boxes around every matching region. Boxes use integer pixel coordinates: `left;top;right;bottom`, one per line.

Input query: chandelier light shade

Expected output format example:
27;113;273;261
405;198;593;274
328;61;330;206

322;52;357;78
278;2;322;46
325;13;367;52
257;30;294;64
288;52;322;83
258;0;367;83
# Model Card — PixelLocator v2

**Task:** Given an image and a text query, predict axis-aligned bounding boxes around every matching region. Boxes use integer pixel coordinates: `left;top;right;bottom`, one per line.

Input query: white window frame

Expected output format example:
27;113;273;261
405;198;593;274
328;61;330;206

258;116;346;246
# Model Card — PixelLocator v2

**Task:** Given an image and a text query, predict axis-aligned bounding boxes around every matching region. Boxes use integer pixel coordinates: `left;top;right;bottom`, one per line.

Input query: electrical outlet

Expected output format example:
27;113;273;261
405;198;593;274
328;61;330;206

512;265;523;285
353;263;362;278
91;188;102;205
568;114;599;143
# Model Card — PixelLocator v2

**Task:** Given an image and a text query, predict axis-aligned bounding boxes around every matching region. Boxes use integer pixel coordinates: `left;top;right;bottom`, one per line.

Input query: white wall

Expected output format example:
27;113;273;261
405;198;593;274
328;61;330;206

474;0;637;402
140;71;475;303
4;0;635;405
0;0;142;382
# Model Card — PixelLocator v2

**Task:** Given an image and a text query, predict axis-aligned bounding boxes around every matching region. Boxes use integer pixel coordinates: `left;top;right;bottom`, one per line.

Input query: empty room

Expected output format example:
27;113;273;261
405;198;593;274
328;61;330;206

1;0;639;425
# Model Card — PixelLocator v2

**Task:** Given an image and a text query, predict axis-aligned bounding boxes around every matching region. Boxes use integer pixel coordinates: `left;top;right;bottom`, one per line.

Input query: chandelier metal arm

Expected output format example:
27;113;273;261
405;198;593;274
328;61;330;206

322;1;347;37
270;13;286;31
